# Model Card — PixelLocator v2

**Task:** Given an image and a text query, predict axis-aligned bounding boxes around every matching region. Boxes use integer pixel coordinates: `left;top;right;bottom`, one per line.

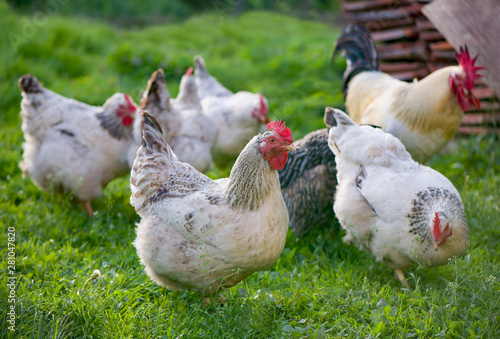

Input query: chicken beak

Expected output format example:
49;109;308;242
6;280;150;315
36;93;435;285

283;143;297;152
434;243;439;251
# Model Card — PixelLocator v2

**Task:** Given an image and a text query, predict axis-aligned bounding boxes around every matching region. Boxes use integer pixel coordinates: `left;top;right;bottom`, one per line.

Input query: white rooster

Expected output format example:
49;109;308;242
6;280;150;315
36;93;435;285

324;107;469;288
19;74;138;216
194;55;270;165
130;111;295;303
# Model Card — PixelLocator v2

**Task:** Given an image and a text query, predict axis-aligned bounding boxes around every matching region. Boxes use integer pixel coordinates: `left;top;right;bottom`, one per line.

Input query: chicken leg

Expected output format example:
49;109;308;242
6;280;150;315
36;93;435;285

394;269;410;289
203;294;227;306
80;200;93;217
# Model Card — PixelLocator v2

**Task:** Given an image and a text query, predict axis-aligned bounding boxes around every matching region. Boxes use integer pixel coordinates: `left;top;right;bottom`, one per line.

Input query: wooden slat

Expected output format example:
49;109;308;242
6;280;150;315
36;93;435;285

419;30;444;41
380;62;426;72
377;41;427;60
472;87;495;100
475;101;500;111
429;41;454;52
461;113;500;125
415;18;436;30
372;26;419;42
458;126;500;134
345;9;410;22
430;50;456;61
365;17;415;31
342;0;411;12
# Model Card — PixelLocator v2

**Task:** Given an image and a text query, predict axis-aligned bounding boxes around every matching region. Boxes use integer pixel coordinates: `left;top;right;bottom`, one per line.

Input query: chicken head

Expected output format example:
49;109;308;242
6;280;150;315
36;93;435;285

251;94;270;124
430;211;454;250
449;46;485;111
259;120;296;170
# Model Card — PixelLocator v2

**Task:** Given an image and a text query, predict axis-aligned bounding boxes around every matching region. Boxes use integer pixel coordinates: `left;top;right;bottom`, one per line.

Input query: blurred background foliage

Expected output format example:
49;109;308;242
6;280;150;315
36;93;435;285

7;0;341;25
1;0;345;139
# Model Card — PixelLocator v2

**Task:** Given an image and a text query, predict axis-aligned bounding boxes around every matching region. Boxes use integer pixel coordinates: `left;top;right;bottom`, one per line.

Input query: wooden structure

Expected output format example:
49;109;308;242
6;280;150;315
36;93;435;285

340;0;499;134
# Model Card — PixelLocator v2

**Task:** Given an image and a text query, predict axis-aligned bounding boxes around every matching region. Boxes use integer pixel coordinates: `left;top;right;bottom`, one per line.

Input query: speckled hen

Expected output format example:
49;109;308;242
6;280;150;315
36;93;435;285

18;74;137;216
325;107;469;288
130;111;295;302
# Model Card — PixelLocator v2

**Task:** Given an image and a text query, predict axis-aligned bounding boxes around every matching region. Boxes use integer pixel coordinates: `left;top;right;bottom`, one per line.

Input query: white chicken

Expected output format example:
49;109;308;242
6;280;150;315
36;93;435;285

324;107;469;288
126;68;182;167
19;74;138;216
130;111;295;302
130;68;217;172
169;67;217;172
194;55;232;100
194;55;270;165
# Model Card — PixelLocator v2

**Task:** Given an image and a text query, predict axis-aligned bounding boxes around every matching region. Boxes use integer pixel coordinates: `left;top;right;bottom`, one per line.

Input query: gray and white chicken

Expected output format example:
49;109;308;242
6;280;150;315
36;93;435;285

131;111;295;302
19;74;137;216
325;107;469;287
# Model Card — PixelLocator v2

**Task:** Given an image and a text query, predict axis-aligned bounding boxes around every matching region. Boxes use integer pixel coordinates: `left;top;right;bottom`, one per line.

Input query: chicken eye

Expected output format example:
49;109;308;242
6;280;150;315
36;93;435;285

269;138;276;144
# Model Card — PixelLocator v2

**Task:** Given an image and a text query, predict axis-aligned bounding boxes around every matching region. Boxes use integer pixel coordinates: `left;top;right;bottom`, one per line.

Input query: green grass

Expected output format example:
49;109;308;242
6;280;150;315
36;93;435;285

1;2;499;338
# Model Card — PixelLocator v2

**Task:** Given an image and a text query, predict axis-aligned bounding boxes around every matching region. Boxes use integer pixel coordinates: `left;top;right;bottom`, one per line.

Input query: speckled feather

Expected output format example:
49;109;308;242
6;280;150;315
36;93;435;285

279;129;338;236
130;113;289;296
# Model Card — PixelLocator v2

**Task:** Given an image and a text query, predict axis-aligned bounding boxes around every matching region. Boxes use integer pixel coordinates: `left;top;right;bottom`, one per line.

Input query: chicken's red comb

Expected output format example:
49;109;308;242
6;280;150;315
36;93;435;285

456;46;485;90
267;120;293;143
124;94;137;113
185;67;194;76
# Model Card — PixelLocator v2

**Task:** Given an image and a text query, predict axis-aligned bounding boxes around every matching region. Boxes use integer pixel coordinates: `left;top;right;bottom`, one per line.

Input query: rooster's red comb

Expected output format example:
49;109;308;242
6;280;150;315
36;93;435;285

267;120;293;143
456;45;485;90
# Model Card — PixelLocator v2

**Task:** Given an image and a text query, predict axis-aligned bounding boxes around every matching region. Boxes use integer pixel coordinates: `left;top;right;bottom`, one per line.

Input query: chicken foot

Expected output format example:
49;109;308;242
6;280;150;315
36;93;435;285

394;269;410;289
203;293;227;306
79;200;93;217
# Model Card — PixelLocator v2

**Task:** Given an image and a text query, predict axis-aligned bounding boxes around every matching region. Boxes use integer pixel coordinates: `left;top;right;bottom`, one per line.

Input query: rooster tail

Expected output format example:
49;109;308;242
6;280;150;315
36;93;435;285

18;74;43;94
333;24;379;96
141;69;170;111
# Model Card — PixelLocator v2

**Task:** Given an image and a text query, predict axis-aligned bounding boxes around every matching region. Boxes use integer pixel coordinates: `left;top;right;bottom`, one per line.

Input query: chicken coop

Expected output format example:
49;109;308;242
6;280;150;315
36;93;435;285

339;0;500;135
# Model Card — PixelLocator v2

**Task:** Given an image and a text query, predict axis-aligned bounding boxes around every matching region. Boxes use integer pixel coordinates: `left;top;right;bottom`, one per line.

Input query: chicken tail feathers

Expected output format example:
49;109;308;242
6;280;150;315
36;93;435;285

324;107;356;156
131;111;178;209
141;69;170;111
18;74;43;94
140;110;167;153
333;24;379;96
